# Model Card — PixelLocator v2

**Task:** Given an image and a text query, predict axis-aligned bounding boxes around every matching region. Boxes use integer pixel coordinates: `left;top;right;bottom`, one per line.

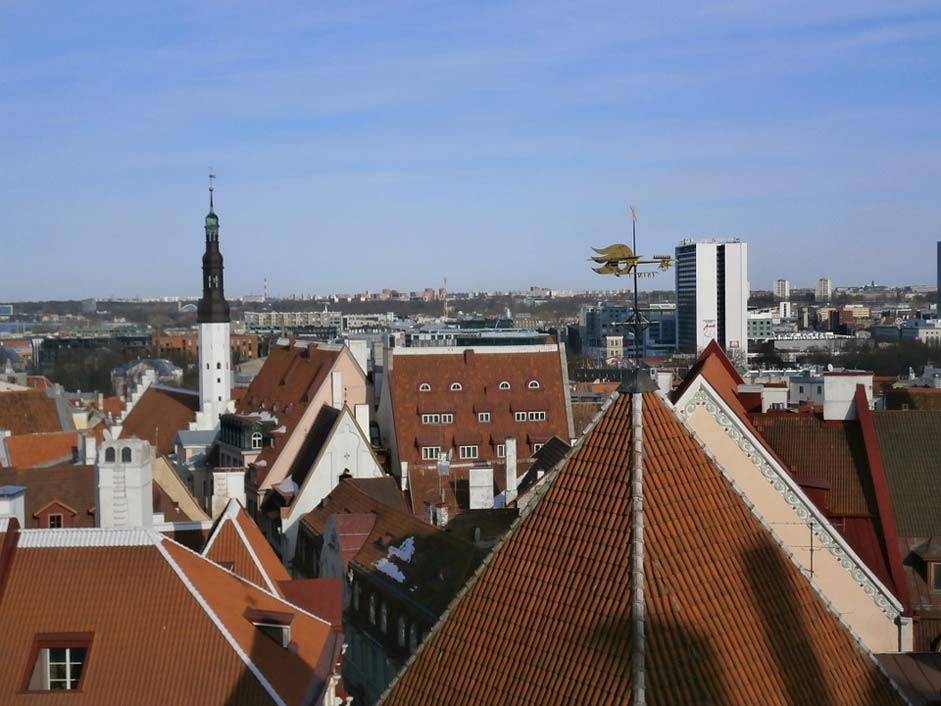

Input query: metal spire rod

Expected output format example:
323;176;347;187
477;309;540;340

208;167;216;209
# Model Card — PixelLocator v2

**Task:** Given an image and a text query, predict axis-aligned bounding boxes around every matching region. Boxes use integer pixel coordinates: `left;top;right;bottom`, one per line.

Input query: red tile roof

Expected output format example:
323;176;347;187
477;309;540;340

0;529;337;705
0;464;96;528
119;385;199;456
203;500;291;593
387;348;571;473
278;577;344;628
3;431;78;468
0;390;65;435
380;392;908;706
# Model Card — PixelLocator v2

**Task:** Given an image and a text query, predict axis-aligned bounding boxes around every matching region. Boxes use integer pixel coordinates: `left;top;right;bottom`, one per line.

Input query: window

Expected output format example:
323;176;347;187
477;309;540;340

421;414;440;425
458;445;478;459
28;642;89;691
441;413;454;424
418;383;431;392
409;624;419;653
478;412;491;423
932;563;941;593
380;602;389;633
48;514;63;529
450;382;462;391
533;443;544;453
397;616;407;648
369;594;377;624
353;581;361;611
496;443;506;458
421;446;441;460
817;385;823;395
121;447;132;463
799;385;804;394
217;377;221;384
498;381;511;390
104;447;115;463
514;412;527;422
217;362;222;369
528;411;547;422
251;432;263;450
528;380;540;389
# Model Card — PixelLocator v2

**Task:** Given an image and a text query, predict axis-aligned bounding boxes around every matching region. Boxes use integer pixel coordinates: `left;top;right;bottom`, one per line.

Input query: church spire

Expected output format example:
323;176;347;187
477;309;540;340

197;171;230;325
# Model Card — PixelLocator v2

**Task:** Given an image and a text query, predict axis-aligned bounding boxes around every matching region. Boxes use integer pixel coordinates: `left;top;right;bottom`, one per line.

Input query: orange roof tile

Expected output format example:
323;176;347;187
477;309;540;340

0;389;65;435
203;500;291;593
3;431;78;468
380;392;908;706
119;386;199;456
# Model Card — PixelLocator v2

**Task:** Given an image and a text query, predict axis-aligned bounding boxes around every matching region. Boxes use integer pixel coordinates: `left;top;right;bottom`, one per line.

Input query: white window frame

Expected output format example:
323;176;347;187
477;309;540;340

458;445;479;459
528;380;540;389
533;443;544;453
498;381;511;390
251;431;263;449
421;414;440;425
418;383;431;392
48;514;63;529
421;446;441;460
450;382;462;391
514;412;527;422
478;412;491;423
528;411;547;422
496;443;506;458
441;413;454;424
43;646;85;691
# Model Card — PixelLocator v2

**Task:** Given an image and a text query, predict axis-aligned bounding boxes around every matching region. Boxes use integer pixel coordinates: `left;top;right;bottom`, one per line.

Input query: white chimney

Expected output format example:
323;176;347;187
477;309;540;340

331;370;344;409
469;465;494;510
400;461;409;491
96;439;154;529
0;485;26;527
211;469;246;519
823;373;873;421
655;370;673;396
79;433;97;466
504;437;518;506
354;404;370;433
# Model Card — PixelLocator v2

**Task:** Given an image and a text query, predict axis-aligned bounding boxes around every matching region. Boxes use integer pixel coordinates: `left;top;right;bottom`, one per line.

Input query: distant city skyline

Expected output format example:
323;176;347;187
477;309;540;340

3;1;940;300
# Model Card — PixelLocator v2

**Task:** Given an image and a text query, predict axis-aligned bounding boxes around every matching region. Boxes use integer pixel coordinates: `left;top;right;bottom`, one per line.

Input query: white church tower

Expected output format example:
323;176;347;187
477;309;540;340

193;172;234;431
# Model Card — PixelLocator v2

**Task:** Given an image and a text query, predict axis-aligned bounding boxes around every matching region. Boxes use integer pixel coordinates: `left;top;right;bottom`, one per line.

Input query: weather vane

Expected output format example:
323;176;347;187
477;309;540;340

589;206;673;364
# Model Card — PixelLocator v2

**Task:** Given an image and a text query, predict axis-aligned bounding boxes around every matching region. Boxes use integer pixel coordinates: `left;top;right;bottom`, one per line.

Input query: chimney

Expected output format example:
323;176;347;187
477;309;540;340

211;468;246;519
505;437;518;506
96;440;154;529
468;465;494;510
655;370;673;396
0;485;26;528
78;433;97;466
331;370;343;409
823;373;874;421
354;404;370;433
400;462;409;491
434;502;449;527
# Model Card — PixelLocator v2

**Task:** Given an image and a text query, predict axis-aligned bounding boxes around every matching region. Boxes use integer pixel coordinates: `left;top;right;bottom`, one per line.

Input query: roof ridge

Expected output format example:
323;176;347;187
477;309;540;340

155;538;287;706
17;527;160;547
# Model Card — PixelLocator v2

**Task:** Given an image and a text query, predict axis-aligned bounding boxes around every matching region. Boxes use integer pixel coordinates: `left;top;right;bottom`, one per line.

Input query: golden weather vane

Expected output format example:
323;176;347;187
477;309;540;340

589;206;674;363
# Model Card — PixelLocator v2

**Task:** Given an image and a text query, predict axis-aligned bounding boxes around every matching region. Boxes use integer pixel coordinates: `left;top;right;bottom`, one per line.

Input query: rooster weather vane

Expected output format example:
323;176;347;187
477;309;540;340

589;206;673;365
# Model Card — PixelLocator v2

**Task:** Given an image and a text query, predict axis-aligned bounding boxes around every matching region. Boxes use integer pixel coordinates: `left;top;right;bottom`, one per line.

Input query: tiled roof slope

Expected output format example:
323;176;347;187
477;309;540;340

0;389;65;435
302;478;409;535
0;530;336;705
750;413;878;517
389;347;570;467
873;411;941;537
4;431;78;467
237;343;341;481
0;464;96;527
672;339;745;415
119;385;199;456
203;500;290;592
380;392;907;706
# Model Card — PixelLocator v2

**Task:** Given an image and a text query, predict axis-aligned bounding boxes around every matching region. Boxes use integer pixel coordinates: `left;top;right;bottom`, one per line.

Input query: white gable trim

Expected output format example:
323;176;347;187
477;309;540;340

201;499;280;594
674;378;903;619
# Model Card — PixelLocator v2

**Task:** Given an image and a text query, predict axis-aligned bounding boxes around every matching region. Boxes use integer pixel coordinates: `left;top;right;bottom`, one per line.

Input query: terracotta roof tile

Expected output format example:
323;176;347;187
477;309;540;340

0;464;95;528
0;390;65;435
119;386;199;456
380;392;908;706
4;431;78;468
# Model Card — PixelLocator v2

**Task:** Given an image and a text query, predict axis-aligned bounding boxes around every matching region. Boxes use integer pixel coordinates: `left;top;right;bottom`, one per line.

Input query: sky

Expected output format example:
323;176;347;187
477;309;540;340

2;1;940;300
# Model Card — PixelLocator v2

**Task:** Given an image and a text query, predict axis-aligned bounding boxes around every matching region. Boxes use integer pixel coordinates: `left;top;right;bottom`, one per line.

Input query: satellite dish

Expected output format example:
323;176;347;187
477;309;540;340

827;363;834;371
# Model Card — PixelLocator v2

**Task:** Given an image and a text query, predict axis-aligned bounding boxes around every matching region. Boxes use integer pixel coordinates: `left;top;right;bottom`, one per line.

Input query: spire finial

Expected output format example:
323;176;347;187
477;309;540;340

208;167;215;210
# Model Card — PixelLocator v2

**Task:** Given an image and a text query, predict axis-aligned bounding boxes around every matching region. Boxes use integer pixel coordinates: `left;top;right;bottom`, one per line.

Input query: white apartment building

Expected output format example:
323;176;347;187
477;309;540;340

675;239;749;357
773;278;790;300
816;277;833;302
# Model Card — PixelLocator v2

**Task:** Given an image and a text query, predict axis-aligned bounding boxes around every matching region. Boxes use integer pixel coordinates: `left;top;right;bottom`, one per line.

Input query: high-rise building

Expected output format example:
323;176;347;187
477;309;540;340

936;242;940;314
193;180;234;431
815;277;833;303
773;278;790;300
675;239;748;357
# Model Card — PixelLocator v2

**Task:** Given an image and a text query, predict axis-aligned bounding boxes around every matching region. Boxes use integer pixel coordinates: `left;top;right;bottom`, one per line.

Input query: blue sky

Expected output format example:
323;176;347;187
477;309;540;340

2;1;940;300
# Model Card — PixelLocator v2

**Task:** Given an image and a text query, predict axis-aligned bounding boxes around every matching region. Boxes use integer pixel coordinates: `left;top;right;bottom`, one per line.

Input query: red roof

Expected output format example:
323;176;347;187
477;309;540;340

3;431;78;468
387;347;570;471
119;386;198;456
0;389;65;435
380;392;908;706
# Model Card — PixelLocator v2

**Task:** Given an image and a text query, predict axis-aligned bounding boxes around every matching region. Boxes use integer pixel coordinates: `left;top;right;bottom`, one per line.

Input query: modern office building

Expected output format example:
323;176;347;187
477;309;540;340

773;278;790;300
675;239;748;357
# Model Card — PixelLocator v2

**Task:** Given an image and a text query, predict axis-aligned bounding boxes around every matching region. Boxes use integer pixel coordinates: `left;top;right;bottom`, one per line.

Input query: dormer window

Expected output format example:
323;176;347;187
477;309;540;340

932;563;941;592
528;380;540;389
450;382;462;391
498;381;511;391
26;635;90;691
244;608;293;648
251;432;263;450
419;383;431;392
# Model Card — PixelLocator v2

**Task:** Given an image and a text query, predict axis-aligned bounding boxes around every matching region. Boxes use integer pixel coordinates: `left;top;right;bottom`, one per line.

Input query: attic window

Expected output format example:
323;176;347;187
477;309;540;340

528;380;540;389
244;608;293;648
26;635;91;692
419;383;431;392
105;447;116;463
450;382;462;391
251;432;263;450
498;381;511;390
